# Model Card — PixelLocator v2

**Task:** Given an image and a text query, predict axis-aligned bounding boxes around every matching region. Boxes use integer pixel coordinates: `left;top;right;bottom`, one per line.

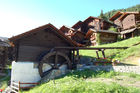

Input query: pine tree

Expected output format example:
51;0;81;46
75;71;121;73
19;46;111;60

99;10;107;20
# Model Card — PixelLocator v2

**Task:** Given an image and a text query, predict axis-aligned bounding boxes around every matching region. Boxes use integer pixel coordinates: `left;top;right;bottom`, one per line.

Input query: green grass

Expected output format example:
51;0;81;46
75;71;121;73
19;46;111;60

0;70;10;89
22;70;140;93
80;36;140;62
67;69;120;79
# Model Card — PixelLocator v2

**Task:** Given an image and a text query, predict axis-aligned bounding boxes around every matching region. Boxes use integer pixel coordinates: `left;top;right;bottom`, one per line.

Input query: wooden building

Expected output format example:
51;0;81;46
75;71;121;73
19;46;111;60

9;24;82;76
71;16;117;45
72;16;115;33
59;25;76;38
0;37;10;70
110;11;140;39
89;29;119;44
60;25;86;44
110;11;140;30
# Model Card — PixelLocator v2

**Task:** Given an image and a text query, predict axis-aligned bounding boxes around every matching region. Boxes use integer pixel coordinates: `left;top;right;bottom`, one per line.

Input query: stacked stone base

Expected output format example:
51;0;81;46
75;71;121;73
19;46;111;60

77;64;140;74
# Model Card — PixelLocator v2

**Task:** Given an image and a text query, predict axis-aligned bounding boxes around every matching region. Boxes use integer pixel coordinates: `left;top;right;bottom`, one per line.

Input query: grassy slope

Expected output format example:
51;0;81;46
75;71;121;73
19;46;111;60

0;70;10;89
80;36;140;64
22;70;140;93
21;37;140;93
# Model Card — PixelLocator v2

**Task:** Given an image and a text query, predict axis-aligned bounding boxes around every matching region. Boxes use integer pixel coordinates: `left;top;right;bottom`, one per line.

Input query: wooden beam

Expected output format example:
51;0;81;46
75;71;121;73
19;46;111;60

96;50;100;59
55;47;128;50
15;41;19;62
72;50;75;64
76;50;80;63
54;52;58;69
101;49;105;58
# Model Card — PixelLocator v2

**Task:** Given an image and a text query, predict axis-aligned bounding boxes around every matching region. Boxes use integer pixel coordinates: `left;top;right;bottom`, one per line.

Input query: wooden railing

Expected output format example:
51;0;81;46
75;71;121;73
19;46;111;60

11;81;39;93
11;81;20;93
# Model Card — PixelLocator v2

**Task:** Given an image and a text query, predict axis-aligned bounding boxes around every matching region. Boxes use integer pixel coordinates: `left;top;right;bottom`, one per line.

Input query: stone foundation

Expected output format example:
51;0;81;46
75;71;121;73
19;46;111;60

11;61;41;87
77;64;140;74
11;61;69;87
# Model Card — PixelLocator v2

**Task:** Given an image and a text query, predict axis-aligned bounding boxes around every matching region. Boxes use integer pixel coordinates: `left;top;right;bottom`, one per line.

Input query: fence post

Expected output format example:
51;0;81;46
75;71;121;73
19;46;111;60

18;81;20;92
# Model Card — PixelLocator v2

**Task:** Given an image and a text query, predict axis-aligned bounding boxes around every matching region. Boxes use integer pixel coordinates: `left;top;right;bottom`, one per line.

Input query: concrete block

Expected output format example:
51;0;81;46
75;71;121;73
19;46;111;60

11;61;41;87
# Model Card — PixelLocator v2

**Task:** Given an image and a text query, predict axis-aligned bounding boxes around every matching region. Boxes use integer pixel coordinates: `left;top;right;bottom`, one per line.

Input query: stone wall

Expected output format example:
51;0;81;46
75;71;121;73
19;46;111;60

77;64;140;74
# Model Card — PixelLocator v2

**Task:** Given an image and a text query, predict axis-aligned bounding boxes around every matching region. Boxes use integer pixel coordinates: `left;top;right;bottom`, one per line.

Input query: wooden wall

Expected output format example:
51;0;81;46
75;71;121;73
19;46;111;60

99;33;117;44
114;19;122;28
0;47;8;68
122;14;136;30
16;28;72;62
71;32;85;44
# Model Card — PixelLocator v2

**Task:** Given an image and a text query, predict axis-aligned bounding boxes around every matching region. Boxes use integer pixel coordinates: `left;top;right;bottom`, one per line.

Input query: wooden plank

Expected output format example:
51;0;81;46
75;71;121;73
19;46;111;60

96;51;99;59
55;47;128;50
101;49;105;58
11;82;19;86
19;82;39;84
11;85;19;90
11;89;18;93
54;52;58;69
20;86;35;89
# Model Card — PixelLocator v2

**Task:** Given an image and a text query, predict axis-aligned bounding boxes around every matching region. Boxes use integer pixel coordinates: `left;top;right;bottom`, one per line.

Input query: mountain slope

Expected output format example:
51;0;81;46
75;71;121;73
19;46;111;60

103;4;140;20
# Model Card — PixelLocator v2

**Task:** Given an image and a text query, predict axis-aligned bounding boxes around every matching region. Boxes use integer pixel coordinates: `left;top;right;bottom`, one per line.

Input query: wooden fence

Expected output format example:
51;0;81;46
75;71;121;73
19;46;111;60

11;81;39;93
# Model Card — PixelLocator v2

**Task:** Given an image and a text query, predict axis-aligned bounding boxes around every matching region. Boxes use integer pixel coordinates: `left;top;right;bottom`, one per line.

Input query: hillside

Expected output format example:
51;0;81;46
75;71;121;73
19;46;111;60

80;36;140;65
102;4;140;20
21;37;140;93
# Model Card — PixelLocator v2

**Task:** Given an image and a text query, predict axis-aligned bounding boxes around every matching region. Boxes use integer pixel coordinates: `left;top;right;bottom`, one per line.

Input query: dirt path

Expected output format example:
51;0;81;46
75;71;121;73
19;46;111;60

86;76;140;88
122;56;140;66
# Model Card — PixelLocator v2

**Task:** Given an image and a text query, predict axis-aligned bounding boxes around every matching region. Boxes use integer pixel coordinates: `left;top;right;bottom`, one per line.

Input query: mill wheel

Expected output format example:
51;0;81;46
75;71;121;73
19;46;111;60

38;51;72;77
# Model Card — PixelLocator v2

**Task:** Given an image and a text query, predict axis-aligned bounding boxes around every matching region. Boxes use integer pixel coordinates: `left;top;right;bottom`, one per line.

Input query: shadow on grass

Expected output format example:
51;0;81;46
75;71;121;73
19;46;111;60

59;69;119;79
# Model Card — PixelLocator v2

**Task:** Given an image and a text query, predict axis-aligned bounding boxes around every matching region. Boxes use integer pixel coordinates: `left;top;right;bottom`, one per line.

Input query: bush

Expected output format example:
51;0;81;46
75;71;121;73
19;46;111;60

108;26;117;32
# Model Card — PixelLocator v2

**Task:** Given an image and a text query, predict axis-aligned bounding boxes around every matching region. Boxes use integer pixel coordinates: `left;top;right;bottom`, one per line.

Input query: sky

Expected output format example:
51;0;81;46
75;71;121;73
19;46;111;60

0;0;139;37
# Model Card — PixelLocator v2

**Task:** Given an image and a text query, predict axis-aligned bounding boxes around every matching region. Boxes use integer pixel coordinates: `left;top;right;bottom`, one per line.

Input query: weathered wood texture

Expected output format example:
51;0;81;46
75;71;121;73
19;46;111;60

99;33;117;44
72;17;116;46
14;28;72;62
122;14;136;30
113;13;140;30
0;47;8;69
71;31;85;44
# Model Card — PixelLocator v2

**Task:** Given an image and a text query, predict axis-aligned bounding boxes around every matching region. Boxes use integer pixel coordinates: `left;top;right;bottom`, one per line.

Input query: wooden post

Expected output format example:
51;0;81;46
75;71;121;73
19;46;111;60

15;41;19;62
71;50;74;64
101;49;105;59
73;50;75;63
54;52;58;69
76;50;80;63
96;50;100;59
132;32;134;37
18;81;20;92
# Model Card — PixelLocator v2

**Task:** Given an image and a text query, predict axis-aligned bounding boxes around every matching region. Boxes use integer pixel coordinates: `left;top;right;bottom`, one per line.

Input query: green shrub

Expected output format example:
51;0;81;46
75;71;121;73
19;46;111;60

108;26;117;32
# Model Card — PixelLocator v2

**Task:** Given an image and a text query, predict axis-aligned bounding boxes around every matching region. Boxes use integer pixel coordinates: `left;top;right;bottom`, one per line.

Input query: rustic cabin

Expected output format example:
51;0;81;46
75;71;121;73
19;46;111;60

59;25;76;38
110;11;140;39
71;16;117;45
9;24;82;77
0;37;10;71
60;25;86;45
89;29;119;44
72;16;115;32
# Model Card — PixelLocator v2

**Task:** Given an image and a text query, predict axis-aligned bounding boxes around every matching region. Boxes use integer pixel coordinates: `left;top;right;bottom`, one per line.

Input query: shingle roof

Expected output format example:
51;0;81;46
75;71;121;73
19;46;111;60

110;11;140;21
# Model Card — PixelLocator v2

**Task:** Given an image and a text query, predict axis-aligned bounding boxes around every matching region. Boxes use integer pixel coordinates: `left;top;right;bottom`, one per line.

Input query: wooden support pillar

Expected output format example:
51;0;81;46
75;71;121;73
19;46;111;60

76;49;80;63
132;32;134;37
15;41;19;62
72;50;75;63
96;50;100;59
101;49;105;59
54;52;58;69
